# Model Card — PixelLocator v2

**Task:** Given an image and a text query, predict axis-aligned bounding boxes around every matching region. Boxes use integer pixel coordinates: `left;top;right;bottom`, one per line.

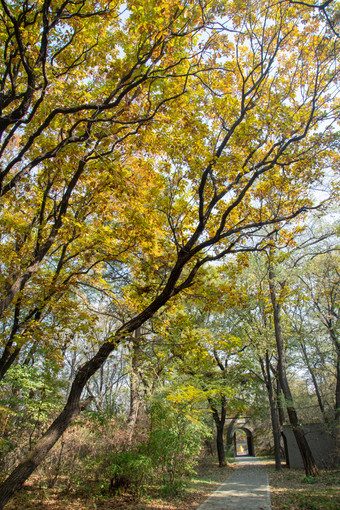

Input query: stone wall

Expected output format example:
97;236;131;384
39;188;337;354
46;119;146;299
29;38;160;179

282;423;337;468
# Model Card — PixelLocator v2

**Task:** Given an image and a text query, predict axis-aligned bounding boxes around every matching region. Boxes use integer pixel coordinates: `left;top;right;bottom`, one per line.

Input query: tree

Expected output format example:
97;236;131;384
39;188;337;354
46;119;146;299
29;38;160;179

222;253;285;470
231;242;321;476
289;0;340;37
267;252;319;476
259;351;282;470
295;251;340;458
150;264;282;467
227;240;339;473
0;0;211;384
168;306;250;468
0;0;340;506
0;0;208;317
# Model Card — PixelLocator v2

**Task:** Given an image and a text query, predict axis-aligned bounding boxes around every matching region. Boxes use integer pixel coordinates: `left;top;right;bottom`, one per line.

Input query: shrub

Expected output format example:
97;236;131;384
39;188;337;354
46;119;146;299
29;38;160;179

147;390;210;494
106;447;154;499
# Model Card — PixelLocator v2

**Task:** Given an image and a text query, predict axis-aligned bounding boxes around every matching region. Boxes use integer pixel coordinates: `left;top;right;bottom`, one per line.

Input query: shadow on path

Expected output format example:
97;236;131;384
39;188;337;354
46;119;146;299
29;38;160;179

197;457;272;510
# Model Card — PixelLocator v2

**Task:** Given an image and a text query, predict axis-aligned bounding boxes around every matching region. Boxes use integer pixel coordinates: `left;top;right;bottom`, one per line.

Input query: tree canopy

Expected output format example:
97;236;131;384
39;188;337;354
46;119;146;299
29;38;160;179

0;0;340;507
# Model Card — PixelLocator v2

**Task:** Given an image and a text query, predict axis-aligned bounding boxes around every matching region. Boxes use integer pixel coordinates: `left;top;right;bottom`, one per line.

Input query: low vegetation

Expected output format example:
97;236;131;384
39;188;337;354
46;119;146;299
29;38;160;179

5;453;340;510
269;465;340;510
3;450;230;510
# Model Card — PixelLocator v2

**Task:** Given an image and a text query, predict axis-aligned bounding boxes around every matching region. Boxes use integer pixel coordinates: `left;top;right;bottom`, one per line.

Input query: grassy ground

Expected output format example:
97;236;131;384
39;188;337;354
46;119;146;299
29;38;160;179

5;456;340;509
268;463;340;510
5;454;232;510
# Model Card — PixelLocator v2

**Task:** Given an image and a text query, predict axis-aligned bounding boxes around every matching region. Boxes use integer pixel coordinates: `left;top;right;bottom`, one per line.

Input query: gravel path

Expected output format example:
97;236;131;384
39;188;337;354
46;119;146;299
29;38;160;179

197;457;272;510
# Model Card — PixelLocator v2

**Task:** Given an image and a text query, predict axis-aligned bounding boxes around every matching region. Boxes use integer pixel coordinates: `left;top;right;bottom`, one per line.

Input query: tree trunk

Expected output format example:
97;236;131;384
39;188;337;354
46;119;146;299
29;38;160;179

260;353;282;470
333;339;340;463
210;397;227;467
0;392;88;509
0;247;198;508
0;300;22;381
268;265;319;477
126;329;142;445
0;331;128;509
328;329;340;424
216;423;226;467
276;377;285;426
225;413;240;454
299;340;328;423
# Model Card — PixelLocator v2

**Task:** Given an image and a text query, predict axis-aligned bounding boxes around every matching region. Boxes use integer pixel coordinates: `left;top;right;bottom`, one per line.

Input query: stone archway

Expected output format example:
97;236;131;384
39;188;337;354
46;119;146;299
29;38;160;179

232;427;255;457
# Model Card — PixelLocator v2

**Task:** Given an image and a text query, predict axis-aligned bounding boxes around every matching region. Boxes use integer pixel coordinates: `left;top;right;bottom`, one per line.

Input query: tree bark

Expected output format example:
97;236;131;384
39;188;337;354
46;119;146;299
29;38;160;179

210;397;227;467
333;337;340;463
268;264;319;477
260;352;282;470
0;335;131;508
216;423;226;467
299;340;329;423
126;329;143;445
328;329;340;424
276;377;285;426
0;393;90;509
225;413;240;454
0;246;197;508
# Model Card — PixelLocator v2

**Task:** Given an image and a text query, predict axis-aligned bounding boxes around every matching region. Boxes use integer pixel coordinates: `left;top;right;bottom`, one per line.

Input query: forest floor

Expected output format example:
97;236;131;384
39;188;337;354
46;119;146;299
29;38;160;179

5;454;231;510
5;456;340;510
268;462;340;510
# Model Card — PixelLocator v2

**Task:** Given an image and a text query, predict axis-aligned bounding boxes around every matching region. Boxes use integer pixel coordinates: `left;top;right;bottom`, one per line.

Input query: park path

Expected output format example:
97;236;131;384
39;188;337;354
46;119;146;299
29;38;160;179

197;457;272;510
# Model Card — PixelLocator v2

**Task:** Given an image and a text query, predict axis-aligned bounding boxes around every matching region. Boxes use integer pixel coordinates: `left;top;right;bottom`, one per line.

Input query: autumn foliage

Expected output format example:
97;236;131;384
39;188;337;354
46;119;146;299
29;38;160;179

0;0;339;508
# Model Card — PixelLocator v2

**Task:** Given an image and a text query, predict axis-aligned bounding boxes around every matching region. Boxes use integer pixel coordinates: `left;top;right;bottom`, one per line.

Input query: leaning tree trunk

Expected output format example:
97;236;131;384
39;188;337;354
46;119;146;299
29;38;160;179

0;329;138;508
0;379;91;509
268;265;319;477
0;332;124;510
0;246;199;508
0;331;129;509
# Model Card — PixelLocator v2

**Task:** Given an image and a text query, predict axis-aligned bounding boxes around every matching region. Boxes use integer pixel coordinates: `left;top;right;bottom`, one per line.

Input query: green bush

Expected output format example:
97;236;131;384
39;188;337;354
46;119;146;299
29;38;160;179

0;364;64;472
147;390;210;494
107;446;154;499
93;390;209;499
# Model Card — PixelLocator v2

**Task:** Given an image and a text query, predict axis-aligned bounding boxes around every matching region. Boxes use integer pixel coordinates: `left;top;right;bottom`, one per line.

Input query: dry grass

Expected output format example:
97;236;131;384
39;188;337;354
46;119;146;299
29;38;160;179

268;463;340;510
7;455;339;510
5;453;232;510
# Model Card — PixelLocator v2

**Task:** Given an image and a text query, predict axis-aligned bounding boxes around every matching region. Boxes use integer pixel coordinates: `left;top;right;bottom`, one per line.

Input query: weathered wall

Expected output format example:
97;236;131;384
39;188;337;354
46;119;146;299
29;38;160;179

282;423;337;469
